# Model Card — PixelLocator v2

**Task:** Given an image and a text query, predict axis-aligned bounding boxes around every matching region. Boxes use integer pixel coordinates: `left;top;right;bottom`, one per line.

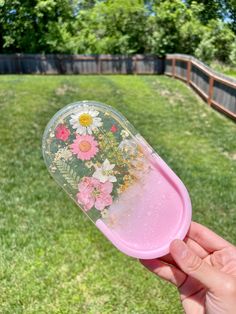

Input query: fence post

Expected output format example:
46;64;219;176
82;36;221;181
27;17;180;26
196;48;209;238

97;55;101;74
187;60;191;84
172;58;176;77
208;76;214;106
57;55;63;74
133;55;138;74
15;54;20;73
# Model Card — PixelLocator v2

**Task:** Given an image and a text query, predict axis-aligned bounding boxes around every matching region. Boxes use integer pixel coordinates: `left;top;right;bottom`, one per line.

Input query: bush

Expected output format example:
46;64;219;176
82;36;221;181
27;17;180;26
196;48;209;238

195;33;217;64
229;41;236;66
195;20;235;64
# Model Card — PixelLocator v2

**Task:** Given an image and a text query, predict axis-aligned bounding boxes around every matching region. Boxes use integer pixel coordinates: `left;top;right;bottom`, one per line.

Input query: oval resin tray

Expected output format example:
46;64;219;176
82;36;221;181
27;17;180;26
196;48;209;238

42;101;192;259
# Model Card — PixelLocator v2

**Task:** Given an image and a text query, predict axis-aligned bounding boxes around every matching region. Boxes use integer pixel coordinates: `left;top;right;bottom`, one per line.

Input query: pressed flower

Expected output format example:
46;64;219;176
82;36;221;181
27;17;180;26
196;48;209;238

55;147;72;161
92;159;117;183
117;174;133;194
49;165;57;173
120;129;129;138
85;161;94;168
130;156;150;176
101;208;109;219
110;124;118;133
70;134;98;160
69;106;102;134
119;139;137;156
117;181;130;194
77;177;113;211
55;124;70;141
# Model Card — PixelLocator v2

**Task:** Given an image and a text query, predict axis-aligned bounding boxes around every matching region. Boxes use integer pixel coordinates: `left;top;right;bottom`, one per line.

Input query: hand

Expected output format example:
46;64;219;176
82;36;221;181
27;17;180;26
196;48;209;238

140;222;236;314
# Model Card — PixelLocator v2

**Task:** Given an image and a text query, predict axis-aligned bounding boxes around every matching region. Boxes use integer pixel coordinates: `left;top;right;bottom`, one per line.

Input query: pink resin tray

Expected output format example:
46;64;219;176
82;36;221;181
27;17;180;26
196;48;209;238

42;101;192;259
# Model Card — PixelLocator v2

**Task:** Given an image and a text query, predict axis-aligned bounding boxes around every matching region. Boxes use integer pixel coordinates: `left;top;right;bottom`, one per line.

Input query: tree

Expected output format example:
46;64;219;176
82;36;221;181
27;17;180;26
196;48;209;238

0;0;235;64
0;0;77;53
195;20;235;63
224;0;236;33
185;0;223;23
185;0;236;33
74;0;149;54
147;0;206;56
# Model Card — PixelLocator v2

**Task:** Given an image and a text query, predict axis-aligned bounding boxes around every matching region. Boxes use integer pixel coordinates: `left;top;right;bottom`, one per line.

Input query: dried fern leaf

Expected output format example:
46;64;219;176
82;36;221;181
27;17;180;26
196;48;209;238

55;159;79;190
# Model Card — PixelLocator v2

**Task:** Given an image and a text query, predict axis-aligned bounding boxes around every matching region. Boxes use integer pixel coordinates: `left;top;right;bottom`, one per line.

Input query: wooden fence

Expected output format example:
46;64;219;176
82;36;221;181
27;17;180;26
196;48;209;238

165;54;236;120
0;53;235;120
0;54;165;75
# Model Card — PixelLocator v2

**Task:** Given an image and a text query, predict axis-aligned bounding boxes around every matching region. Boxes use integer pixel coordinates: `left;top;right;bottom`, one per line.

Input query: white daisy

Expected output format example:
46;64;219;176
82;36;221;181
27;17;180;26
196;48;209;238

69;106;102;134
92;159;117;183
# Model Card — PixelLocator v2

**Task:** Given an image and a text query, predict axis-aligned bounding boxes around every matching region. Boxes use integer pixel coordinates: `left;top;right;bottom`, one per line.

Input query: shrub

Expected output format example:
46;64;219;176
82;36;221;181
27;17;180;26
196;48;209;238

229;41;236;66
195;20;235;64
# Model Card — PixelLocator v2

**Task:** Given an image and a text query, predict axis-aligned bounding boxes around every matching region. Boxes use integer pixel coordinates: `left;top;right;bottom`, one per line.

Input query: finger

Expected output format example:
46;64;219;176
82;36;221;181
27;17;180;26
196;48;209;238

170;239;229;291
185;237;209;259
188;222;231;252
140;258;186;287
160;237;209;267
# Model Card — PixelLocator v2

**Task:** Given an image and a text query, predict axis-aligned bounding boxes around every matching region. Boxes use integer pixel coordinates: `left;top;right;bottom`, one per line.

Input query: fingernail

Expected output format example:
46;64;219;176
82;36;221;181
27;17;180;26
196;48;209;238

170;239;188;259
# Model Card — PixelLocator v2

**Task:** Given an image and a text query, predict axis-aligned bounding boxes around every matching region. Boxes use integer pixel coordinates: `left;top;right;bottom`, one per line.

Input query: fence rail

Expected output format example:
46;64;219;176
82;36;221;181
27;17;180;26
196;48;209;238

0;53;235;120
0;54;165;75
165;54;236;120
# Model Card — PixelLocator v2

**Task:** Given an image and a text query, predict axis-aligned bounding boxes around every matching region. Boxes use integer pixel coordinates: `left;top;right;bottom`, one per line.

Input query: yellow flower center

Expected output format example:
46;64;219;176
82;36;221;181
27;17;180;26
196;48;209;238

79;140;92;152
92;188;100;197
79;113;93;127
103;170;111;176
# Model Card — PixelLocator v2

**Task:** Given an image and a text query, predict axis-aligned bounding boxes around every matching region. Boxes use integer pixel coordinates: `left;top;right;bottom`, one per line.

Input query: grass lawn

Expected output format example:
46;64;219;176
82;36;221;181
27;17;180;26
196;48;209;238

0;75;235;314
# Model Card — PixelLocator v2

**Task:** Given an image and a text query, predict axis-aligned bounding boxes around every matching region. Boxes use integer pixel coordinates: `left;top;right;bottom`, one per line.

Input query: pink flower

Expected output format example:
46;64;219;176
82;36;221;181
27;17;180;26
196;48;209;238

55;124;70;141
77;177;113;211
70;134;98;160
110;124;118;133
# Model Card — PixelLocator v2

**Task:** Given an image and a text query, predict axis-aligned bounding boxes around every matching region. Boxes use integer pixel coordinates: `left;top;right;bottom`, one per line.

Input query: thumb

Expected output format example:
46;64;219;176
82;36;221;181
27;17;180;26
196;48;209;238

170;239;228;291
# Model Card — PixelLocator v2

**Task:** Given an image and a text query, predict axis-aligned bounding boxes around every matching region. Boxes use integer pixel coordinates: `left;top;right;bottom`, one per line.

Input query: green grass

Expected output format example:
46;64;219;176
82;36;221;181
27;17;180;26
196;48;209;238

0;75;235;314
